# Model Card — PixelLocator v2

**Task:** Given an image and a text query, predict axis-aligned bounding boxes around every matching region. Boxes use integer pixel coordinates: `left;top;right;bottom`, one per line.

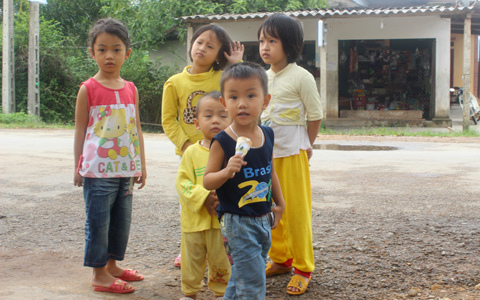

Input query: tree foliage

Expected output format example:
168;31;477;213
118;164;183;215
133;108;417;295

100;0;329;49
41;0;107;47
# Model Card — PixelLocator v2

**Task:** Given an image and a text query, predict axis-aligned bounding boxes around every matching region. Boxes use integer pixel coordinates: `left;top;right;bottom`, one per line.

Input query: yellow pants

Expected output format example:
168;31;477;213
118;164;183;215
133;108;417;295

181;229;231;296
269;150;315;273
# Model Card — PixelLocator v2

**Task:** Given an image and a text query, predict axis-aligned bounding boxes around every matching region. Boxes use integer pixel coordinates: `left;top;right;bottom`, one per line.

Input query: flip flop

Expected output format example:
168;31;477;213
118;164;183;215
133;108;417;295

265;261;293;277
286;274;311;296
93;279;135;294
118;268;144;281
174;254;181;268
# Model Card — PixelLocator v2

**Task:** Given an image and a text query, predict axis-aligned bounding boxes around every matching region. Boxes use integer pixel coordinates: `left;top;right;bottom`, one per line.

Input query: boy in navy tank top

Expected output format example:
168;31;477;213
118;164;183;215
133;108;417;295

204;62;285;300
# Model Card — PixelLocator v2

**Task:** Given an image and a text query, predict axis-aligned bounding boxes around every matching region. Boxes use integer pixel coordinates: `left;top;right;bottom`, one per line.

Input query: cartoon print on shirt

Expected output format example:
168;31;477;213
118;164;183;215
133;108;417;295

183;90;206;124
93;106;129;160
128;117;139;159
237;180;271;208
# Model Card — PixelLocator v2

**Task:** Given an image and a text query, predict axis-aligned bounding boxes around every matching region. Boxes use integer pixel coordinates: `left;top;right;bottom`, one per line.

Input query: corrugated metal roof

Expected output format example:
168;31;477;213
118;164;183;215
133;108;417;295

182;5;474;22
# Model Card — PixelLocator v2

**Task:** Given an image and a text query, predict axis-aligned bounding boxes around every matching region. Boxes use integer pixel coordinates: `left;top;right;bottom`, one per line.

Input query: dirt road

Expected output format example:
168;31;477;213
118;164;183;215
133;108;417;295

1;129;479;300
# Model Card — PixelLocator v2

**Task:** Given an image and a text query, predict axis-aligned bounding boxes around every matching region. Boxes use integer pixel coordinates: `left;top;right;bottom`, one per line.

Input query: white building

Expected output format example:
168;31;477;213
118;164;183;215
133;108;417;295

156;2;479;127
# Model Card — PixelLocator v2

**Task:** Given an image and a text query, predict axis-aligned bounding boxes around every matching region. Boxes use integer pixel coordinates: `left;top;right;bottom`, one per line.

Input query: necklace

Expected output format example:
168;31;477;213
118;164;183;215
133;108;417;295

229;124;264;148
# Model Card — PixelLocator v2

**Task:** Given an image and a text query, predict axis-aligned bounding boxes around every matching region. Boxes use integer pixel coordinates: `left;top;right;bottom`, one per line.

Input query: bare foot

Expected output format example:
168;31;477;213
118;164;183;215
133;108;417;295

268;262;291;272
107;266;144;281
106;265;125;277
91;268;134;291
105;259;143;280
287;274;310;294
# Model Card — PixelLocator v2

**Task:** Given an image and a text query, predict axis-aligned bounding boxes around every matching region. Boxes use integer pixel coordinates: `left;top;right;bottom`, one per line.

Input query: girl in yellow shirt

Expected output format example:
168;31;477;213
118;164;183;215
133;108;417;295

162;24;244;156
161;24;243;268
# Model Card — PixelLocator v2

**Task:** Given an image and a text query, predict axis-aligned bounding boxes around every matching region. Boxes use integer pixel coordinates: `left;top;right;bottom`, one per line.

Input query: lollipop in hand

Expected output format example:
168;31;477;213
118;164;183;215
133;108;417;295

235;136;252;156
233;137;252;176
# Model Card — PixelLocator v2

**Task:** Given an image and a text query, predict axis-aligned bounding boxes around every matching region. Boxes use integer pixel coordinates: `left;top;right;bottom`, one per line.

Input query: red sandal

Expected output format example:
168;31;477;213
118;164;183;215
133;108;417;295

118;268;144;281
93;279;135;294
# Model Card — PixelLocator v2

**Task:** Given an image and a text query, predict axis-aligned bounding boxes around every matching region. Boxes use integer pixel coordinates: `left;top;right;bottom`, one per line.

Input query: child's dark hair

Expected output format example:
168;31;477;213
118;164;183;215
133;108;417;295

89;18;131;51
220;62;268;96
257;14;304;63
189;24;233;71
196;90;222;118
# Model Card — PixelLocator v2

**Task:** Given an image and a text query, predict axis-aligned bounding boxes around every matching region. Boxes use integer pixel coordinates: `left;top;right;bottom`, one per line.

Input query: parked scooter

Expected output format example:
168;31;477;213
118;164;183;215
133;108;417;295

450;86;480;125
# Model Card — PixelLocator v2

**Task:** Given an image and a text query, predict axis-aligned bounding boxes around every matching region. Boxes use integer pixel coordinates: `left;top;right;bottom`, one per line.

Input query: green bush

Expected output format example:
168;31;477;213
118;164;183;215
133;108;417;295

0;112;45;127
121;51;177;129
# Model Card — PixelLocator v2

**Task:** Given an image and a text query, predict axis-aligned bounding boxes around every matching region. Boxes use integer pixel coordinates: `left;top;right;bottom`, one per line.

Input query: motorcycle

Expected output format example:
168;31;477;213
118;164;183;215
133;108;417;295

450;87;480;125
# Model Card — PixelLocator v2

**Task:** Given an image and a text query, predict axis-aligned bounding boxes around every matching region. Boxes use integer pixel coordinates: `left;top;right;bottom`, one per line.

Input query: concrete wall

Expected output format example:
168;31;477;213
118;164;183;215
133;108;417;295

324;15;451;120
210;20;263;42
451;33;477;94
149;39;188;72
209;19;318;42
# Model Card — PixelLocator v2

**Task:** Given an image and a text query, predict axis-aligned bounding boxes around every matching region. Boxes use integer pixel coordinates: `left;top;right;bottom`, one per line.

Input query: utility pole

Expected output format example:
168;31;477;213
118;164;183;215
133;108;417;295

2;0;15;114
462;13;471;131
28;1;41;118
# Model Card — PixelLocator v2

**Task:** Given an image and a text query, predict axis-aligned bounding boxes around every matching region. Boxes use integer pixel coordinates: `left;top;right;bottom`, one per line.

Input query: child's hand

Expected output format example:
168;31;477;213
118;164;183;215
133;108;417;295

225;41;244;64
204;190;219;216
226;154;246;178
181;141;193;153
306;147;313;160
73;172;83;187
270;204;284;230
134;175;146;189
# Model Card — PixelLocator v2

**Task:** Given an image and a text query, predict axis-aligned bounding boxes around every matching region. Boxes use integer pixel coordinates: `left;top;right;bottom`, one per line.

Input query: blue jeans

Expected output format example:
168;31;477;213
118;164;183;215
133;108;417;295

220;213;271;300
83;177;134;267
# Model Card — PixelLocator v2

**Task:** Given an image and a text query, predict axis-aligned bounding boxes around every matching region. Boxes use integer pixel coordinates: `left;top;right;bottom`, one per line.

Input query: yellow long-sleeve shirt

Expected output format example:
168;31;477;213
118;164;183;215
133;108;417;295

175;141;220;232
161;66;222;155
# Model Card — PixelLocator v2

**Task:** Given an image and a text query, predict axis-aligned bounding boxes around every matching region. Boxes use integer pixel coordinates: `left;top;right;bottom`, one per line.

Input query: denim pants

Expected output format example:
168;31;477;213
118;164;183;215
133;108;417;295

220;213;271;300
83;177;134;267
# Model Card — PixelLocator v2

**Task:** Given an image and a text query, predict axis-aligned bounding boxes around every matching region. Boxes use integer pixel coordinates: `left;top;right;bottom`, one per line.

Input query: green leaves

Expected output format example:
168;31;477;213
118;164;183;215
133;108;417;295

41;0;107;46
98;0;329;50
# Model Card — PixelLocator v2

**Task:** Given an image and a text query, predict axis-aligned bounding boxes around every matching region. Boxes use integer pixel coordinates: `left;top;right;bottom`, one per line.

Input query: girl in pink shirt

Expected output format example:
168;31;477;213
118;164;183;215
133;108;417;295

73;18;146;294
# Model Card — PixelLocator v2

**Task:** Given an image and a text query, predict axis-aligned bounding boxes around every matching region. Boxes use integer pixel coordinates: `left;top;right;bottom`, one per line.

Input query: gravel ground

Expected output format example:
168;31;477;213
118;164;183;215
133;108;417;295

1;128;480;300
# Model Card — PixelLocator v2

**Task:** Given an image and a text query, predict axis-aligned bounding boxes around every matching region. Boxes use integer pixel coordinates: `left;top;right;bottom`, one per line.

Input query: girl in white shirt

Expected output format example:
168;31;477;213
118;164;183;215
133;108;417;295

258;13;323;296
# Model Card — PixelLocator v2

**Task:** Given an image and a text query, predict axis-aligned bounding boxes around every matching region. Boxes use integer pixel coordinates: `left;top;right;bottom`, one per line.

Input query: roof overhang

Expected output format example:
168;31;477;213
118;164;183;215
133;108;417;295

450;4;480;34
182;3;480;35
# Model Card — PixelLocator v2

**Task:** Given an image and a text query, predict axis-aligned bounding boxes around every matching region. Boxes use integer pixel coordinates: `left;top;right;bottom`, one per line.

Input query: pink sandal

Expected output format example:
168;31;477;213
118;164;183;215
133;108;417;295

174;254;181;268
118;268;144;281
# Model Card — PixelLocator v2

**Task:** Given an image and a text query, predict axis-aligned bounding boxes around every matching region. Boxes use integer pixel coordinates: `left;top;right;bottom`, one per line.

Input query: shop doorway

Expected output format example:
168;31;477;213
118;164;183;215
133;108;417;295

338;39;434;120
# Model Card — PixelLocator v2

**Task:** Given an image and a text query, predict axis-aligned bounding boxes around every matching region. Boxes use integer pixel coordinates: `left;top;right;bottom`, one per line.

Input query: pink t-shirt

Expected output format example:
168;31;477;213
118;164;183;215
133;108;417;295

78;78;142;178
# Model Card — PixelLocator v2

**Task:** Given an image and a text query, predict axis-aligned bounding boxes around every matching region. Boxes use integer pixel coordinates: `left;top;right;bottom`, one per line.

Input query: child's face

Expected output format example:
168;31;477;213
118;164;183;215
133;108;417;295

194;97;231;141
89;32;131;74
191;30;221;69
220;77;270;127
259;30;287;69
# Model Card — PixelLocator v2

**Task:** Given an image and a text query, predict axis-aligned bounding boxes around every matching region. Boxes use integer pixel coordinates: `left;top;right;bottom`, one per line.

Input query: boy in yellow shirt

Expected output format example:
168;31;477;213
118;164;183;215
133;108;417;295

175;91;232;300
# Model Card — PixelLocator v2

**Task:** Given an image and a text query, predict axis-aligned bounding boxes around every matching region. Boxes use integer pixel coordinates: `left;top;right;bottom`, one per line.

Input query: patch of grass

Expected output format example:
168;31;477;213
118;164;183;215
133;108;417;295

319;125;480;137
2;113;478;137
0;112;74;129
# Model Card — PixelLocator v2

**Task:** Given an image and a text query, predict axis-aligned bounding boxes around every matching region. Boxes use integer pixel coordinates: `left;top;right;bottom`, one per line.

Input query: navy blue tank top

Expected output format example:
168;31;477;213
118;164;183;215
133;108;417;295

213;126;274;217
